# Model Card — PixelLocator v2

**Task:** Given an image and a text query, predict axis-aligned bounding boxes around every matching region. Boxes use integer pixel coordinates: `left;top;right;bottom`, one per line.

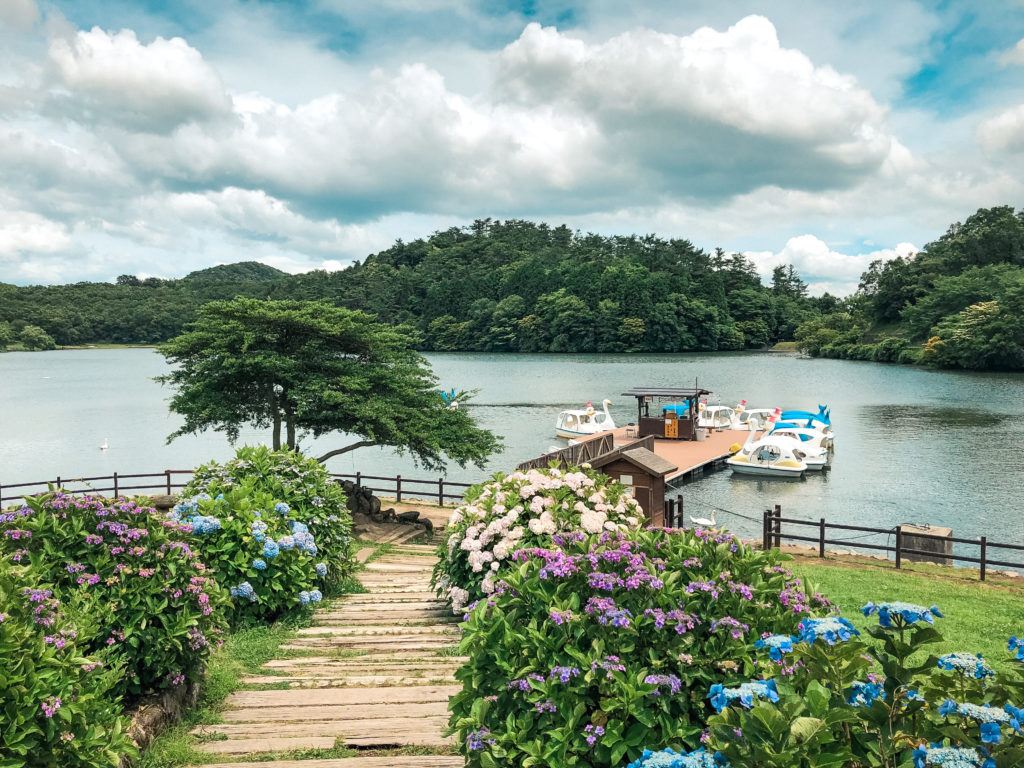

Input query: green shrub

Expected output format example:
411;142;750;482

172;485;329;624
0;557;133;767
449;527;829;767
432;466;643;612
0;493;229;702
703;603;1024;768
184;446;353;587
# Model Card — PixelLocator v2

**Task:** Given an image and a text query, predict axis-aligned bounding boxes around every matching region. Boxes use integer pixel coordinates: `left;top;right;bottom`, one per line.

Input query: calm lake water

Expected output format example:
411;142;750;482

1;348;1022;545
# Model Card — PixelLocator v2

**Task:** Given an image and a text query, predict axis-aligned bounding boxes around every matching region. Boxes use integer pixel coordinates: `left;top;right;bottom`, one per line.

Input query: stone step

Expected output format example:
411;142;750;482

341;592;440;602
296;625;458;637
241;673;456;687
220;700;448;724
198;715;450;740
263;655;465;669
280;637;458;652
196;756;462;768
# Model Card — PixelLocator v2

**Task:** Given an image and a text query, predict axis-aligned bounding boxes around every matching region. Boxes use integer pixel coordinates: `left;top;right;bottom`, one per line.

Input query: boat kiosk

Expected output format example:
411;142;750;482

622;386;713;441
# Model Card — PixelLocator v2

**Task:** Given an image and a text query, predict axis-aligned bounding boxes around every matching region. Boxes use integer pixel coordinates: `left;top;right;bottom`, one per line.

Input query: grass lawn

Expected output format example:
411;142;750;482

792;555;1024;668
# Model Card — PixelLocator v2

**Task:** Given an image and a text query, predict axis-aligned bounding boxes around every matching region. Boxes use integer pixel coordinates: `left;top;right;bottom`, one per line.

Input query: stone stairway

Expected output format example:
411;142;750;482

193;541;463;768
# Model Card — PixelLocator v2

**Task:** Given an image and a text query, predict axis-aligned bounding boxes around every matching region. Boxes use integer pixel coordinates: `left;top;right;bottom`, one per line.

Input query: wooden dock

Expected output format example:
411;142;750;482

579;426;746;486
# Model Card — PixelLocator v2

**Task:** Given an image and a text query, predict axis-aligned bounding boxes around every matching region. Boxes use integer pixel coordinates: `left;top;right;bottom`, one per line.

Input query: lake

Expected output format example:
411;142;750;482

1;348;1022;545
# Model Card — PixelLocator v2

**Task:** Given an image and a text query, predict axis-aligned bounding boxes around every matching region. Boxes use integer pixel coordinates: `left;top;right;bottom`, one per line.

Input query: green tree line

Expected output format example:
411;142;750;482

0;220;827;354
795;205;1024;370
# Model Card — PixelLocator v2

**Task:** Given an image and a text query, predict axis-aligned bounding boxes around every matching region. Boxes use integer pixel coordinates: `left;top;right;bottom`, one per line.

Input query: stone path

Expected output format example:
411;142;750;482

193;539;463;768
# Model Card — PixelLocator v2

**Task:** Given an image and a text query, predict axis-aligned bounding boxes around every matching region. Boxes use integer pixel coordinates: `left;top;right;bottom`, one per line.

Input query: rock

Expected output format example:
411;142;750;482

397;510;420;523
147;494;177;510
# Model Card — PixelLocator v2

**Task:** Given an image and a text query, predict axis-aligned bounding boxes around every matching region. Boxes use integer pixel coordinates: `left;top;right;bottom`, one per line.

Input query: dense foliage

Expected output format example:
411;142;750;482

0;220;826;353
183;446;353;586
448;527;829;767
432;467;644;612
159;299;501;469
0;558;132;767
0;493;229;701
172;486;332;624
798;206;1024;370
696;601;1024;767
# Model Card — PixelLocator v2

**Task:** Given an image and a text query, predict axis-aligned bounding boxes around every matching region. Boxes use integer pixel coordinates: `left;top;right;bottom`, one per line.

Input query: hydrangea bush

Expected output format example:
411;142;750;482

173;485;329;624
449;526;829;767
433;466;644;611
0;558;133;767
700;600;1024;768
184;446;353;587
0;492;229;701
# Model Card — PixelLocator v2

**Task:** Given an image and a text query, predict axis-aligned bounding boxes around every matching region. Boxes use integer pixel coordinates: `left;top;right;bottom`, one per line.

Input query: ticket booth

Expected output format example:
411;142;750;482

622;386;712;441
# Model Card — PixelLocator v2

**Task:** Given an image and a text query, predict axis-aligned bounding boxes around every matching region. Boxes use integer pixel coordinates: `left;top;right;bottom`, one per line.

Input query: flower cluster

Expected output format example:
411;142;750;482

937;653;993;680
797;616;859;645
847;680;886;707
862;601;943;627
938;700;1023;744
912;746;994;768
754;634;794;661
708;680;779;713
626;748;725;768
433;466;643;611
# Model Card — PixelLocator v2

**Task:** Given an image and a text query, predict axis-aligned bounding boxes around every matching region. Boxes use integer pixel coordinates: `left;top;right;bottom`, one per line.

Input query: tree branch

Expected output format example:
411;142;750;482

317;440;376;463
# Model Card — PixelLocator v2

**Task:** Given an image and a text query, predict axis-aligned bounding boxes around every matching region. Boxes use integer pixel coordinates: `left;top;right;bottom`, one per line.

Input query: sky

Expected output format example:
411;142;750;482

1;1;1023;294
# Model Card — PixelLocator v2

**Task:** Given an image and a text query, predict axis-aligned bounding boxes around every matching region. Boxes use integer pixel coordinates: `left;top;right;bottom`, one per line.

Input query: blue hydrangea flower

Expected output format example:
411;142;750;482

289;521;309;535
708;680;778;713
797;617;859;645
299;590;311;605
862;601;942;627
847;680;886;707
229;582;257;602
187;515;222;535
315;562;328;578
262;539;280;559
251;558;267;571
466;727;495;751
938;700;1023;744
1009;636;1024;661
625;747;725;768
278;535;295;551
912;746;994;768
309;589;322;603
938;653;993;679
274;502;290;515
754;634;795;661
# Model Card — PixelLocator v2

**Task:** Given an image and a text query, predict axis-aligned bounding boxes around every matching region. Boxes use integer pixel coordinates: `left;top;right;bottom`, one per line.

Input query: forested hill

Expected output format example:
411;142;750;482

0;220;830;353
795;206;1024;370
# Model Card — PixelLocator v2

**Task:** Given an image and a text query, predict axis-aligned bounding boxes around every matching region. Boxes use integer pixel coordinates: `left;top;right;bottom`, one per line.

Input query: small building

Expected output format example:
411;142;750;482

621;386;713;441
590;443;678;527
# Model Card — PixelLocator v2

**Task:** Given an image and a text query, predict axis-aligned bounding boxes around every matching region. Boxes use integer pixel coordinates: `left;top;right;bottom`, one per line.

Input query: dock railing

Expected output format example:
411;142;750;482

760;505;1024;582
0;470;478;507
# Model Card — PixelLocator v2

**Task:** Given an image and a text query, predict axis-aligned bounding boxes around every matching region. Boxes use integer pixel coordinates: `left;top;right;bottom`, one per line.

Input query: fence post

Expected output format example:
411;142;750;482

438;477;445;505
396;475;402;503
355;471;361;490
165;470;172;495
56;475;61;489
762;509;770;550
113;472;119;499
894;525;902;570
773;505;782;549
819;518;826;558
980;536;987;582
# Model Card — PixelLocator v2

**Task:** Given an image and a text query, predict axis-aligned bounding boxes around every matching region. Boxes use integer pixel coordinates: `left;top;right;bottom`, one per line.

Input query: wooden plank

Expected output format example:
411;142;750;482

296;625;458;636
197;716;450;739
241;674;455;686
354;547;377;564
220;700;448;723
226;684;458;708
195;756;462;768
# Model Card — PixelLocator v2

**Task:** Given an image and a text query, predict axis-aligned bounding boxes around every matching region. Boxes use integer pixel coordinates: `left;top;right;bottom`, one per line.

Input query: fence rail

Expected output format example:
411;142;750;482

760;506;1024;581
0;470;478;507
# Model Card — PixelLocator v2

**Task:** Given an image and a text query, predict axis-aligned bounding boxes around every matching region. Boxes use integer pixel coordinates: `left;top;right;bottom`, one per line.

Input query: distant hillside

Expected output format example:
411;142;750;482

3;219;830;353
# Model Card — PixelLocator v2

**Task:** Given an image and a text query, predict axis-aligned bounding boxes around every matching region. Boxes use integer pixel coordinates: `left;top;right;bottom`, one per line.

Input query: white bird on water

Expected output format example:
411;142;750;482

99;438;109;451
689;510;717;528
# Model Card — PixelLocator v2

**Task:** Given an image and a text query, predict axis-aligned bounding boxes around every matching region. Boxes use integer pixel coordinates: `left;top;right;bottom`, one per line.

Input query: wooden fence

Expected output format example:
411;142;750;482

0;470;477;507
760;506;1024;581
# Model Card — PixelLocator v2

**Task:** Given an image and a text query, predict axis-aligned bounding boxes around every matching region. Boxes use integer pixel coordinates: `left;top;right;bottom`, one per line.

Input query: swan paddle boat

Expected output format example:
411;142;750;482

726;428;808;478
697;400;747;430
554;399;616;439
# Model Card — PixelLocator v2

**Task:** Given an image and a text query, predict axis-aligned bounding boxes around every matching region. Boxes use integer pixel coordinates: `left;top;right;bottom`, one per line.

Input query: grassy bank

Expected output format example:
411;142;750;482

793;556;1024;667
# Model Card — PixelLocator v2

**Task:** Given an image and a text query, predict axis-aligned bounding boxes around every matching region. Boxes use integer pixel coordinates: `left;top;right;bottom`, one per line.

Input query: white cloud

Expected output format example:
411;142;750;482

0;0;38;30
0;210;71;259
979;104;1024;155
743;235;916;296
1000;38;1024;66
48;27;231;131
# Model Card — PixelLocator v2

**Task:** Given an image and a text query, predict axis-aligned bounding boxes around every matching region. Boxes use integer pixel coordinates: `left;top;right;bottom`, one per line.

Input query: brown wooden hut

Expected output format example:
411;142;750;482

590;444;677;527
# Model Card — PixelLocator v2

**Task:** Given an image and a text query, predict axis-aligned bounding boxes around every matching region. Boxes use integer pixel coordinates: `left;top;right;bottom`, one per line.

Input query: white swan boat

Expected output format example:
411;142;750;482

737;408;779;431
698;403;743;430
727;431;808;478
554;399;616;439
770;425;832;466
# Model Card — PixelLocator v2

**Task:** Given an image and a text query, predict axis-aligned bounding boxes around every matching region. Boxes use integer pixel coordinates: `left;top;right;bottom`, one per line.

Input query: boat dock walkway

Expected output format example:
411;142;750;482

580;426;746;486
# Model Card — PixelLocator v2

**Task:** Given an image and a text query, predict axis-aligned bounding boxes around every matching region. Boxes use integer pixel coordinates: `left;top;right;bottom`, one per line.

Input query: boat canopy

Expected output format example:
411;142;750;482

780;405;830;426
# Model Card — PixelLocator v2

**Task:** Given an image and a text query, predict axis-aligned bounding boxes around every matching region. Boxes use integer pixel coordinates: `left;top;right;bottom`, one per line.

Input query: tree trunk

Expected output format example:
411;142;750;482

285;403;296;450
271;391;282;450
317;440;375;463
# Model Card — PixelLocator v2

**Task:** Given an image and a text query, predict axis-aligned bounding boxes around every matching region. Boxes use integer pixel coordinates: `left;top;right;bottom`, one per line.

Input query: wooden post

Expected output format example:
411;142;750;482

762;509;770;550
56;476;61;489
396;475;402;503
113;472;119;498
165;470;172;495
438;477;445;505
773;504;782;549
355;471;361;490
980;536;987;582
819;518;826;558
895;525;902;569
